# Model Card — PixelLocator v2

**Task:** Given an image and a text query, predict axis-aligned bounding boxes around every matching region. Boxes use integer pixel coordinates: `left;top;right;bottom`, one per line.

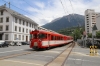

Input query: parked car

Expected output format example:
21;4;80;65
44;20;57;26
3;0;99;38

0;41;9;47
9;42;15;46
13;42;22;46
21;42;29;45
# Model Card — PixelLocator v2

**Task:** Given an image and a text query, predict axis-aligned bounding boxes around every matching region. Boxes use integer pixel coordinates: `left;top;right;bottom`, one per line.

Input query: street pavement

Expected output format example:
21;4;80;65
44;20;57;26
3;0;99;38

64;43;100;66
0;44;69;66
0;43;100;66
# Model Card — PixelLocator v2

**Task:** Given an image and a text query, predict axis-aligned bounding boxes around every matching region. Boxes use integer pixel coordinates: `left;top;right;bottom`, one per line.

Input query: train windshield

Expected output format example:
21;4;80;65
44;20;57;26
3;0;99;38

39;33;46;39
33;34;38;39
30;34;38;39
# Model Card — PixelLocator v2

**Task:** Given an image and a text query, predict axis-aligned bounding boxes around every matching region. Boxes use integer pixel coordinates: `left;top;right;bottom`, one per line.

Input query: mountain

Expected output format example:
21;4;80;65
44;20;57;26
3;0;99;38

42;14;85;31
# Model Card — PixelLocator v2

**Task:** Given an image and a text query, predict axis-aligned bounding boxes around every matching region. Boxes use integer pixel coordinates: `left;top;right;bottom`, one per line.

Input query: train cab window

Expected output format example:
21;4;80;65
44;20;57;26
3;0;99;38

39;33;47;39
33;34;37;39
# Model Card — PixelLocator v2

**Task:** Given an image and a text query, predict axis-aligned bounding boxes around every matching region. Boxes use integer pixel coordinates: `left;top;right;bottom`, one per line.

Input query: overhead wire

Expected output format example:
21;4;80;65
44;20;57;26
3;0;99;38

60;0;70;22
2;0;41;20
63;0;71;22
22;0;45;17
68;0;81;29
68;0;74;14
59;0;67;15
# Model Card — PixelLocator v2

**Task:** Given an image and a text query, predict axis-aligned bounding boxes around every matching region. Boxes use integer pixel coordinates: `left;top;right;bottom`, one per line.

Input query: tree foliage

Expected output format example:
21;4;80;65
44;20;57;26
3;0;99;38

96;31;100;38
58;27;84;40
87;33;92;38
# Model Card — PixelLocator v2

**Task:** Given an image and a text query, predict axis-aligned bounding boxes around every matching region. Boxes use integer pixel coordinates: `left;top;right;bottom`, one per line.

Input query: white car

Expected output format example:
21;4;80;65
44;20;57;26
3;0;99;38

16;42;22;46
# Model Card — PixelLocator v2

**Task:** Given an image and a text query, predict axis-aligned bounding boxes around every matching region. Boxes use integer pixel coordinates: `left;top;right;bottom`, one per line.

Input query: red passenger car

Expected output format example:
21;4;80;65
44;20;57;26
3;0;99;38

30;29;73;50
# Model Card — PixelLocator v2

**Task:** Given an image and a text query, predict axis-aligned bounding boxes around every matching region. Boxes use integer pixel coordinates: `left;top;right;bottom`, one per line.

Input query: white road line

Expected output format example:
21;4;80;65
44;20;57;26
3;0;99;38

33;55;54;58
43;51;60;53
3;60;43;66
68;58;100;63
0;49;24;54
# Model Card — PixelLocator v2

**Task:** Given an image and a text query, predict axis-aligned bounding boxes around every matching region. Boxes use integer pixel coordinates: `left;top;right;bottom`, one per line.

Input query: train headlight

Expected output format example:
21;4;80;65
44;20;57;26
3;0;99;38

34;42;37;46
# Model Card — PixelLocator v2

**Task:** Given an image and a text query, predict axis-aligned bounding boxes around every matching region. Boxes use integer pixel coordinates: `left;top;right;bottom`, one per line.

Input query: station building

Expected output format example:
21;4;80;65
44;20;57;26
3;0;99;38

0;5;38;42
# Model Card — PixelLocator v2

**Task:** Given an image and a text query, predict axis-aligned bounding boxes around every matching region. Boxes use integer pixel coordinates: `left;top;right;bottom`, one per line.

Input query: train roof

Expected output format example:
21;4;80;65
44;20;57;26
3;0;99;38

30;30;67;37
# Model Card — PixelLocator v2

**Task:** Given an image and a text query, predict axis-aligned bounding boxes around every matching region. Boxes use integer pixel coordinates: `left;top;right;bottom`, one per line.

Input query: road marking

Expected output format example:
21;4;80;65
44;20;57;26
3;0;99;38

43;51;60;53
3;60;43;66
0;49;24;54
68;58;100;63
33;55;54;58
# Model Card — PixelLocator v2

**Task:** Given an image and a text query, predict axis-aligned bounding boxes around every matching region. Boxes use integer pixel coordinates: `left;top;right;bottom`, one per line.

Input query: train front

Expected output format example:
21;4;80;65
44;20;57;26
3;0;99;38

30;30;41;50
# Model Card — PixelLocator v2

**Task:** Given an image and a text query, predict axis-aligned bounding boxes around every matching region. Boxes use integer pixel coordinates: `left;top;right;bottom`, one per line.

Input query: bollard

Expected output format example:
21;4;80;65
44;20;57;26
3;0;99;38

90;46;93;56
90;45;98;56
94;46;98;56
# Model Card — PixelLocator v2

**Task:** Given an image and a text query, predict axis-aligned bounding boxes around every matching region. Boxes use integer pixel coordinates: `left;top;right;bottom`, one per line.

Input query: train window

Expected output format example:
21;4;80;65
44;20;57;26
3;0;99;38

33;34;37;39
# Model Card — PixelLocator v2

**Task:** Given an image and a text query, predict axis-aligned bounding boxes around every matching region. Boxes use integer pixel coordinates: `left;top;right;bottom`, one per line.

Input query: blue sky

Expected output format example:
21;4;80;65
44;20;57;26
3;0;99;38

0;0;100;26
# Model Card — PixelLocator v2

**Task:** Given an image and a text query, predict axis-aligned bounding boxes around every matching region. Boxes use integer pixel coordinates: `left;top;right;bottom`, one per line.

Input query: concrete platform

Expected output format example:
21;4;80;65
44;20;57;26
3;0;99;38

64;42;100;66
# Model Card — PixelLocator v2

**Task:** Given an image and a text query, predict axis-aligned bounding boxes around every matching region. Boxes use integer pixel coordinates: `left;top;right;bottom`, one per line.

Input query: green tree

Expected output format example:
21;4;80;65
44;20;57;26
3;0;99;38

88;33;92;38
96;31;100;38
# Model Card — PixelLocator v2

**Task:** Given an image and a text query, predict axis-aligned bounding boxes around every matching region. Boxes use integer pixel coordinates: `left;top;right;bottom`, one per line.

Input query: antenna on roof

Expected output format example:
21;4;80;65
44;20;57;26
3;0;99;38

8;2;10;8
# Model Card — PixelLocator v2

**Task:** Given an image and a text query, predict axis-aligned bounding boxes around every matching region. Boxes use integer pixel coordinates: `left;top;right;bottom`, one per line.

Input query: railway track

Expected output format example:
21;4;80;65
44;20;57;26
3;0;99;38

45;42;75;66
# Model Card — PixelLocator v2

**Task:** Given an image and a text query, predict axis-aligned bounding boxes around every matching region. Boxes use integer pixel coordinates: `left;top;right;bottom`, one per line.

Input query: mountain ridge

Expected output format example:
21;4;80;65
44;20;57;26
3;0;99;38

42;14;85;31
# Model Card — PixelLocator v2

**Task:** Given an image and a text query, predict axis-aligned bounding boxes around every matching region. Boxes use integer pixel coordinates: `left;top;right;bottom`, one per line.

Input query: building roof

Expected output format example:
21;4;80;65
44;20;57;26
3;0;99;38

0;5;38;26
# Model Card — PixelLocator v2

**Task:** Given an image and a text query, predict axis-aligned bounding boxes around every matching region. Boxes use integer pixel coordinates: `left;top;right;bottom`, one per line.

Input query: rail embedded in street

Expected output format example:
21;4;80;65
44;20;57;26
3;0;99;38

45;42;75;66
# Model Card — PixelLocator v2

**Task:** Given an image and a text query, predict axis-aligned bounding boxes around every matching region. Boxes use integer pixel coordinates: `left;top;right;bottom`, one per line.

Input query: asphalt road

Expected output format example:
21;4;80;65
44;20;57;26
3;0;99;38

0;44;70;66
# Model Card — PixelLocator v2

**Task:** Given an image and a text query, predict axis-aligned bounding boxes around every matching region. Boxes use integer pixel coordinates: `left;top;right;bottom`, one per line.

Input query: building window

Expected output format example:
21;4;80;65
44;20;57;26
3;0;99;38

6;17;9;22
15;26;17;31
6;25;9;31
32;24;33;28
22;35;24;40
19;19;21;24
30;23;31;27
14;34;17;40
19;27;21;32
19;35;21;40
26;29;28;33
5;34;9;40
23;28;24;32
23;20;25;25
0;25;3;31
15;17;17;23
26;22;28;26
29;30;31;33
0;17;3;23
0;10;3;15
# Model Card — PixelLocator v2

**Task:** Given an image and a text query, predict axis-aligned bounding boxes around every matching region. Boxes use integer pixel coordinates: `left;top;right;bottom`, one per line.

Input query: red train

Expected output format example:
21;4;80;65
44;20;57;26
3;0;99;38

30;29;73;50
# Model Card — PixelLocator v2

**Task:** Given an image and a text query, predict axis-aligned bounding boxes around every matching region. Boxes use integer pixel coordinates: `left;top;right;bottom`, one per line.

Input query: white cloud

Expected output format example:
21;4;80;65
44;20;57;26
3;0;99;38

25;0;100;26
34;2;45;9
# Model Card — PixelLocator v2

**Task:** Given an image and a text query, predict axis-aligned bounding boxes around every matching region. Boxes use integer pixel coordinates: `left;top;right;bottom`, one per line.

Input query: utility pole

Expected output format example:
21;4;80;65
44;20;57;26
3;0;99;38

8;2;10;8
92;25;97;46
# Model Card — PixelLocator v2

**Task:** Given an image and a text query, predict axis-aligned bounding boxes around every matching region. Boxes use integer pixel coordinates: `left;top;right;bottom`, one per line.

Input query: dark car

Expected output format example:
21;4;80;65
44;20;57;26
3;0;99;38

0;41;9;47
21;42;29;45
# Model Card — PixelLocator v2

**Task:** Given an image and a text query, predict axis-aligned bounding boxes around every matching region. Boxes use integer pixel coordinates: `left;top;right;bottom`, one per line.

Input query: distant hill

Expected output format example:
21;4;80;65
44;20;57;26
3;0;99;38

42;14;85;31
